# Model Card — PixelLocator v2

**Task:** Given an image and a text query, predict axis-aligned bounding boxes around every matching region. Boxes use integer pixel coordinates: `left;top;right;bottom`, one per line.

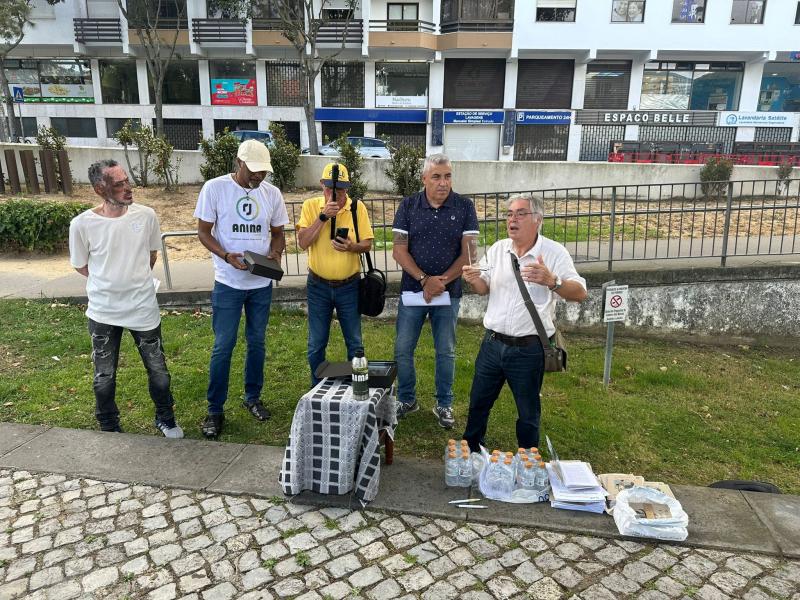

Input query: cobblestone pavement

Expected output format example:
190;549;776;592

1;468;799;600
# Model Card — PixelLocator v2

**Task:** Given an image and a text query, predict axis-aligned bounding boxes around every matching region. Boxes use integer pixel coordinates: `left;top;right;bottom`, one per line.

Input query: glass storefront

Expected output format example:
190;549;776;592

375;62;428;108
209;60;256;106
758;63;800;112
640;62;743;111
4;59;94;103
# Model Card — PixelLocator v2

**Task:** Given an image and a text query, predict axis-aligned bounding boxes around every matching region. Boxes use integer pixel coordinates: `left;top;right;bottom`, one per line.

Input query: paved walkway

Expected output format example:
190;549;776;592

1;424;799;599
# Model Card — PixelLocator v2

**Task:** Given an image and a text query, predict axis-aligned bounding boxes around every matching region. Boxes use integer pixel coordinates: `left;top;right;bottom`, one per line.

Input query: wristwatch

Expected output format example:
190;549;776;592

548;275;562;292
418;273;428;285
319;212;329;222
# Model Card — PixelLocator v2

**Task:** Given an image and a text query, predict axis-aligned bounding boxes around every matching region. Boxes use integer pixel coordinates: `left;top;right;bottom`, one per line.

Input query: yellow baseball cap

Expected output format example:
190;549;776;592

237;139;273;173
320;162;351;189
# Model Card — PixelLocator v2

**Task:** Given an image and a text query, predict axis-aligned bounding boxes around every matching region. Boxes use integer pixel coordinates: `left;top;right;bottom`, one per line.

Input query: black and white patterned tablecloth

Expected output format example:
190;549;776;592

279;378;397;504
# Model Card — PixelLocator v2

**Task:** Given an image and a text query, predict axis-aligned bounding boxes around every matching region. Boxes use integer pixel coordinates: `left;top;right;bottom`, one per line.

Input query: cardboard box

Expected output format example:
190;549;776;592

314;360;397;388
243;251;283;280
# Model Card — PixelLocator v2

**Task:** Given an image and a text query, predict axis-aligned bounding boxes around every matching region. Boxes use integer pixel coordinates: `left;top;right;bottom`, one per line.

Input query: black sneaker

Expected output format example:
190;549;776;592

432;406;455;429
101;424;123;433
202;414;224;438
395;400;419;419
243;400;271;421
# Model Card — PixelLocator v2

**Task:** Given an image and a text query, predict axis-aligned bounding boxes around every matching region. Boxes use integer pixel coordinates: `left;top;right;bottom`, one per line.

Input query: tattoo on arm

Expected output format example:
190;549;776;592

393;232;409;246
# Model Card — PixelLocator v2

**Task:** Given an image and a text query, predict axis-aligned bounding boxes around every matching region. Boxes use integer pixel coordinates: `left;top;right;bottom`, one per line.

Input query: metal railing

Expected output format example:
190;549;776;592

159;179;800;289
74;18;123;43
439;19;514;32
313;19;363;44
192;18;247;43
368;19;437;32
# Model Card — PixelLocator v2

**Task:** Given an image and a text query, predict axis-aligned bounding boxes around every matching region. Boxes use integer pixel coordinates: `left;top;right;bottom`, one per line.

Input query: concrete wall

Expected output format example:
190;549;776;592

1;142;794;194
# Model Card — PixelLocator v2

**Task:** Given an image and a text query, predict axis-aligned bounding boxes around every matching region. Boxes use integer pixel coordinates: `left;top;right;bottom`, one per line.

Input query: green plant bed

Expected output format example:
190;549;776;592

1;300;798;493
0;199;91;252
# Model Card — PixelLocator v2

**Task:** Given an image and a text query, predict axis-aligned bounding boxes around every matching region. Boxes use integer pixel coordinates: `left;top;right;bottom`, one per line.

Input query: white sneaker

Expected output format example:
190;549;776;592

155;419;184;439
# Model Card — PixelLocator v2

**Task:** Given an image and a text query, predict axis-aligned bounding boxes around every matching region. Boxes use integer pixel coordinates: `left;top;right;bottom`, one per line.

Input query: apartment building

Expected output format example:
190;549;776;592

4;0;800;161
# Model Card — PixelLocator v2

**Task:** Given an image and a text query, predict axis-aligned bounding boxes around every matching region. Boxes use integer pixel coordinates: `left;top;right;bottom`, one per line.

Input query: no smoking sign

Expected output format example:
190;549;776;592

604;285;629;323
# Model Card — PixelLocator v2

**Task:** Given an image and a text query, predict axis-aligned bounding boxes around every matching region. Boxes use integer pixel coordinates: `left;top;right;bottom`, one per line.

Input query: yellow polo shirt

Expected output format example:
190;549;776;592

297;196;374;280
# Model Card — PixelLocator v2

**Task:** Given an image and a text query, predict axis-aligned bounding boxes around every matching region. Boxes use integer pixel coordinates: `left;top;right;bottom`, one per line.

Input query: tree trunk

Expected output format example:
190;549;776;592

154;68;165;137
300;65;318;154
0;60;22;141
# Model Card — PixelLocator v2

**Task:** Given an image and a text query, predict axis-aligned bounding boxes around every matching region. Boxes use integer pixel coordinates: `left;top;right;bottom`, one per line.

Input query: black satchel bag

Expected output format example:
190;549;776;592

510;255;567;372
351;197;386;316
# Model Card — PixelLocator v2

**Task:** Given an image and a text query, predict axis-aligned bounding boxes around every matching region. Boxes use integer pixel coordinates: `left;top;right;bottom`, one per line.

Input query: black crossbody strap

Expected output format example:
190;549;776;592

350;196;374;272
510;254;554;348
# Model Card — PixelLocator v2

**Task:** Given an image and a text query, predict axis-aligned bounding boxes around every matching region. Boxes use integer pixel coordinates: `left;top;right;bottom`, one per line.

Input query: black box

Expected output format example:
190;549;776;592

243;251;284;280
314;360;397;388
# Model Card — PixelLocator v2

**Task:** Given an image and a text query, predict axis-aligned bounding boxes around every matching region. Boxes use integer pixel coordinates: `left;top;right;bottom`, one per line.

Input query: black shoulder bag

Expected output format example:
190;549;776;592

351;198;386;317
510;254;567;372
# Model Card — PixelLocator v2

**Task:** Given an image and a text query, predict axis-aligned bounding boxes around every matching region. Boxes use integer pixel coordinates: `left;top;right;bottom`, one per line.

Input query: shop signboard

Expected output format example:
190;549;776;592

575;110;717;126
718;112;798;127
516;110;572;125
443;110;505;125
376;95;427;109
9;82;93;103
211;78;257;106
790;52;800;62
314;108;427;123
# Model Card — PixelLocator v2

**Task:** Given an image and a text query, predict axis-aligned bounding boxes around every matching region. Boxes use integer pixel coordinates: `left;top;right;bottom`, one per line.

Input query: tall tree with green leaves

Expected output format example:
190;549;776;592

0;0;63;141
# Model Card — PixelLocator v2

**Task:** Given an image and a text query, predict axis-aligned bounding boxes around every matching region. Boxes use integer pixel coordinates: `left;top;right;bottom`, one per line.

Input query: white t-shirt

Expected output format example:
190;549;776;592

480;236;587;338
194;174;290;290
69;203;162;331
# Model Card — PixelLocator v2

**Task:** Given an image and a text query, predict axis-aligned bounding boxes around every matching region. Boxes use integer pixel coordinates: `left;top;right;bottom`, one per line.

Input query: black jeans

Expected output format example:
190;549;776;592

88;319;175;430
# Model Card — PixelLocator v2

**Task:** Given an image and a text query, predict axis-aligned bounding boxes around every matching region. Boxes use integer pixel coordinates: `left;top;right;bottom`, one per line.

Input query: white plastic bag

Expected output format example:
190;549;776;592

613;486;689;541
475;448;549;504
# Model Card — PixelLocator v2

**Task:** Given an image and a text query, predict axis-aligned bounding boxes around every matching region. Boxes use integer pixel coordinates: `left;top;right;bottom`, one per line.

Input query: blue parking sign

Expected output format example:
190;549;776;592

12;87;24;103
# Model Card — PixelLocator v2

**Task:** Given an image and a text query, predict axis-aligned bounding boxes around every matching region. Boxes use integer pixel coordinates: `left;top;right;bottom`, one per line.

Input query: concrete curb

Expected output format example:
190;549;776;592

1;422;797;559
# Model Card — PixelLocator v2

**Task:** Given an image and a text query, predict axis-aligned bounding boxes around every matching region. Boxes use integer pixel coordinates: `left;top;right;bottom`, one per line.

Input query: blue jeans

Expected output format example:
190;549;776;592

462;331;545;452
306;275;363;385
88;319;175;430
207;281;273;415
394;296;461;408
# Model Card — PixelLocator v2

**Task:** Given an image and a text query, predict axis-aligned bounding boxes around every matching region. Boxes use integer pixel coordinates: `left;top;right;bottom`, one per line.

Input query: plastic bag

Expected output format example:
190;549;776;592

613;486;689;541
475;448;549;504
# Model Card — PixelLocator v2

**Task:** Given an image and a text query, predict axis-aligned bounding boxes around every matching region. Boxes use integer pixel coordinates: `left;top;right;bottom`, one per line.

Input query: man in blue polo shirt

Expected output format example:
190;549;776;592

392;154;479;429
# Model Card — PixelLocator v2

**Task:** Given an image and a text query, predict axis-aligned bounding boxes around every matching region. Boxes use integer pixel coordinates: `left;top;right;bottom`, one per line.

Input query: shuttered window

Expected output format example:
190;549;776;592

583;61;631;109
443;58;505;108
516;59;574;108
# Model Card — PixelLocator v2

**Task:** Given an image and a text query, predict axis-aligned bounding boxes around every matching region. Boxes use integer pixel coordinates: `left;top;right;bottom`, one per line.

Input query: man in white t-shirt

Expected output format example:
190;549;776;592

69;159;183;438
194;140;289;438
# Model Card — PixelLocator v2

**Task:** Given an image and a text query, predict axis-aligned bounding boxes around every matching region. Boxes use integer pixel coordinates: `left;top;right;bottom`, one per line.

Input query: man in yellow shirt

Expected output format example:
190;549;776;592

297;163;374;384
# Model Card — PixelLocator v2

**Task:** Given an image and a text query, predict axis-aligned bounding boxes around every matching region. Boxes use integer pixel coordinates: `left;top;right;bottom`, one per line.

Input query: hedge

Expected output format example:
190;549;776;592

0;199;91;253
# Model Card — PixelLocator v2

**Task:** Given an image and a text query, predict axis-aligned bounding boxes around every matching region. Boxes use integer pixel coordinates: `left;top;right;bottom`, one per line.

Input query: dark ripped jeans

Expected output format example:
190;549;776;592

88;319;175;431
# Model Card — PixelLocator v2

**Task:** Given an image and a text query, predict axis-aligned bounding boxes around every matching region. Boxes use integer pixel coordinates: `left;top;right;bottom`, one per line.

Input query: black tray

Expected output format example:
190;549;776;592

314;360;397;388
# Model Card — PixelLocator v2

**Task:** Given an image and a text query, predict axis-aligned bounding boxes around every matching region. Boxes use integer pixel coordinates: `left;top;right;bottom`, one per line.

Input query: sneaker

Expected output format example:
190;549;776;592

202;413;224;439
155;418;184;439
395;400;419;419
243;400;271;422
101;424;123;433
432;405;455;429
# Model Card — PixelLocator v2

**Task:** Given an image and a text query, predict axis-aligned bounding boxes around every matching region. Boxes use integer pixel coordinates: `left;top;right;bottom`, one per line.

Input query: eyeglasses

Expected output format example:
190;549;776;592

325;186;347;193
505;210;535;220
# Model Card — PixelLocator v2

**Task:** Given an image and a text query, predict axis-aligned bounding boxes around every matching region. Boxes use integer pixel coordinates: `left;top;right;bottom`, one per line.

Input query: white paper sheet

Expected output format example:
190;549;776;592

401;291;451;307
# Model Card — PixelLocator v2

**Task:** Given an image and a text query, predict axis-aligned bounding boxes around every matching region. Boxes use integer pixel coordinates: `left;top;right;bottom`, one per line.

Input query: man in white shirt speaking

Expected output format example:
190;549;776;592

461;195;587;452
69;159;183;438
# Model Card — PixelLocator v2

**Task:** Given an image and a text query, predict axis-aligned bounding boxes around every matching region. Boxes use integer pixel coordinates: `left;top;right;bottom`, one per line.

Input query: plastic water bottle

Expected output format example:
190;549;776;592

500;458;515;496
519;461;536;490
486;456;503;495
445;451;459;486
458;451;472;487
444;439;456;461
535;461;549;489
514;449;528;483
351;349;369;401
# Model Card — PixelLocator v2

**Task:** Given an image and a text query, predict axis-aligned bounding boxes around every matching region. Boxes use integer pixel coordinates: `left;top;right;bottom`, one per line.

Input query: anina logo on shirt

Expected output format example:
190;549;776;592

232;196;263;233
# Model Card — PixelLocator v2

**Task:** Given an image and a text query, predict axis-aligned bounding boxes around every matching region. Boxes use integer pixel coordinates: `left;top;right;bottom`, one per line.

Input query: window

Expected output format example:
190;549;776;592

387;3;418;30
640;62;744;111
672;0;705;23
516;59;574;108
162;118;202;150
106;118;142;138
50;117;97;138
265;62;304;106
127;0;187;26
514;125;569;161
536;0;576;22
441;0;512;21
583;61;631;109
611;1;645;22
209;60;256;106
214;120;258;135
148;60;199;104
322;122;364;143
5;59;94;103
796;2;800;24
376;123;425;151
731;0;765;23
375;62;428;108
99;60;139;104
443;58;505;108
321;61;364;108
271;121;301;147
20;117;37;137
758;63;800;112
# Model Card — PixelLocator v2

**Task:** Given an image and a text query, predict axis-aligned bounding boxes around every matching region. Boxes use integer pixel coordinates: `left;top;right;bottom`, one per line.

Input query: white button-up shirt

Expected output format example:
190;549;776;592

479;236;586;338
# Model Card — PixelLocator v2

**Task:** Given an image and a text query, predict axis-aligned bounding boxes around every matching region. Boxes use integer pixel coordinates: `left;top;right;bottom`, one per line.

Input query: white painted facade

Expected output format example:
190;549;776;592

6;0;800;159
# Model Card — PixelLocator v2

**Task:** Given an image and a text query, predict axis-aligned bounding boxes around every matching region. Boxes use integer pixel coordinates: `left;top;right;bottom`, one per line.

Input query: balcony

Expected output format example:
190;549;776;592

192;18;247;43
439;19;513;33
368;20;437;50
73;18;122;43
313;19;363;45
368;20;436;33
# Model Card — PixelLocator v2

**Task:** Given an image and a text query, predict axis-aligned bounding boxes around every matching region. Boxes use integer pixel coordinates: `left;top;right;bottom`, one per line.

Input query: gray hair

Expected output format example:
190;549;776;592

423;153;451;175
88;159;119;188
507;195;544;217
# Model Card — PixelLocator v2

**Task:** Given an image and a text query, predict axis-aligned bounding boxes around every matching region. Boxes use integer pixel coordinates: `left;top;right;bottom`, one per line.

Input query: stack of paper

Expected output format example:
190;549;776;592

546;463;607;514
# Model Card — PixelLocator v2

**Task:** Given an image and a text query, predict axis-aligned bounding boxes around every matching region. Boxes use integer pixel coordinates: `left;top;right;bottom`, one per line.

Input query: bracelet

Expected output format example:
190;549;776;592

223;252;229;263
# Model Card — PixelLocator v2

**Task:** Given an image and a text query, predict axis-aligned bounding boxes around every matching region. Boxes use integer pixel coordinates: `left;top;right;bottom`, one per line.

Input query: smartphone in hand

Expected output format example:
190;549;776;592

336;227;349;240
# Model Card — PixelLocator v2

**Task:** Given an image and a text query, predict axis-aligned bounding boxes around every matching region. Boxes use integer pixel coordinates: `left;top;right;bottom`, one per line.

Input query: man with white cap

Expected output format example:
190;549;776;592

194;139;289;438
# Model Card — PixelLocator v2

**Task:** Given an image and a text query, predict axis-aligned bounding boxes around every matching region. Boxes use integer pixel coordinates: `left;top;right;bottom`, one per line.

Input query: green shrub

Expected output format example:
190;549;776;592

776;160;794;195
35;125;71;186
700;157;734;199
335;133;367;201
151;136;179;192
268;123;300;191
385;143;424;197
0;199;91;252
199;129;239;182
114;121;157;187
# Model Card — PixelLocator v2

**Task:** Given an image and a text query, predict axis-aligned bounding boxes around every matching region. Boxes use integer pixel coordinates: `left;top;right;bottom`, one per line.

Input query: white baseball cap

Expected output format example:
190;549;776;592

237;139;273;173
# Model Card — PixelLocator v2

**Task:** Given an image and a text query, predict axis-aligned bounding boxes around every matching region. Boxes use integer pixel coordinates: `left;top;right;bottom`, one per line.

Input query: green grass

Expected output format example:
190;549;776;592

1;300;799;493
